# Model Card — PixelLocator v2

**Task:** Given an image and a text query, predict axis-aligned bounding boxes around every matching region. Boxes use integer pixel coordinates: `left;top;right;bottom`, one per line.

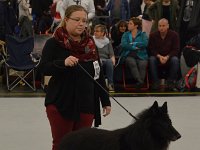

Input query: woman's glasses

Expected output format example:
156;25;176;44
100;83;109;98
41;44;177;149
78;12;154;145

68;17;88;24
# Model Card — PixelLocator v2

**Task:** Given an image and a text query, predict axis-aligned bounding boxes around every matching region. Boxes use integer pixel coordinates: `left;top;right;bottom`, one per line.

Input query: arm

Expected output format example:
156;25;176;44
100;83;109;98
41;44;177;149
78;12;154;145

168;32;180;57
148;33;158;56
60;0;68;19
135;32;148;49
147;1;158;20
21;0;30;11
87;0;95;20
104;0;112;12
121;32;138;52
94;49;111;116
107;42;115;65
39;38;74;76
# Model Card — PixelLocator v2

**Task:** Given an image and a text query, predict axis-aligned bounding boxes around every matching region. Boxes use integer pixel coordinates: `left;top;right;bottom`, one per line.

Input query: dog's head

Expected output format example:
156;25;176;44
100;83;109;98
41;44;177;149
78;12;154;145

145;101;181;142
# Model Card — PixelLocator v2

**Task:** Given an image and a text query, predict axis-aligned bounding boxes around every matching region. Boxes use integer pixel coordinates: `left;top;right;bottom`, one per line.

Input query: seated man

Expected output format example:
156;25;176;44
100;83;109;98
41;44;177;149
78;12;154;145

148;18;180;91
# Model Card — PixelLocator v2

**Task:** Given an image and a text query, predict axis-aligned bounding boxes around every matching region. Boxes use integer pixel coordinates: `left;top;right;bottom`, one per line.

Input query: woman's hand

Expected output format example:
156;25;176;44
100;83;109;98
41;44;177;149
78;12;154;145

64;56;79;67
102;106;111;117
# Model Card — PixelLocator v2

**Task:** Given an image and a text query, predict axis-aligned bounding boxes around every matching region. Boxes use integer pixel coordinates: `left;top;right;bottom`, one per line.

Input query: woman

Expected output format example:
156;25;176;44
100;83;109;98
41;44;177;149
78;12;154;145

142;0;153;37
93;24;115;92
111;20;128;57
39;5;111;150
121;17;148;88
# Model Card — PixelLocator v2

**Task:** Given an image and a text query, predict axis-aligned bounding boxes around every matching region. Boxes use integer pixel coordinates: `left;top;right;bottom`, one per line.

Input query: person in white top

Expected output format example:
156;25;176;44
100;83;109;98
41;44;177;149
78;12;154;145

60;0;95;20
18;0;32;20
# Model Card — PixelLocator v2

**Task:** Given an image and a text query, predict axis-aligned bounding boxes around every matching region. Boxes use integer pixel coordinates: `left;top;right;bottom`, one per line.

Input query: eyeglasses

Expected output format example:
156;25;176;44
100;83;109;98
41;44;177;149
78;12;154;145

94;30;102;32
68;17;88;24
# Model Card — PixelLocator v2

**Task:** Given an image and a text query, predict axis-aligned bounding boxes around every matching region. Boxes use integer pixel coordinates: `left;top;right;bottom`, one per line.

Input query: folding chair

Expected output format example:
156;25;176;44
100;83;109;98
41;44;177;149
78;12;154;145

122;64;149;91
2;35;40;91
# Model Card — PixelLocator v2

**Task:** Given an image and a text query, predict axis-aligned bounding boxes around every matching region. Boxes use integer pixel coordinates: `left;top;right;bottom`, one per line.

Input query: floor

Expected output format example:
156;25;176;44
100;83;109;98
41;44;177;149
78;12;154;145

0;96;199;150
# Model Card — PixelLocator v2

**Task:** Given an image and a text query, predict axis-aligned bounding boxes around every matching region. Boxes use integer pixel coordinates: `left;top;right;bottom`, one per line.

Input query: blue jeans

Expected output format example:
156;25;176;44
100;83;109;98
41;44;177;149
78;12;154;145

101;59;114;85
149;56;180;82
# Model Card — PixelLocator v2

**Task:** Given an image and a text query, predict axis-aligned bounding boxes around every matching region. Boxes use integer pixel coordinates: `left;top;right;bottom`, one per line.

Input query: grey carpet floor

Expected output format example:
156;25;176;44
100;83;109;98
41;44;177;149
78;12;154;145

0;96;199;150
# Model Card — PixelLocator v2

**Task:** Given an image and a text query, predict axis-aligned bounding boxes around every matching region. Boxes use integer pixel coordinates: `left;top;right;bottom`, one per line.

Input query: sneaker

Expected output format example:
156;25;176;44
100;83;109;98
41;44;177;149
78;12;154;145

108;84;115;92
166;80;178;92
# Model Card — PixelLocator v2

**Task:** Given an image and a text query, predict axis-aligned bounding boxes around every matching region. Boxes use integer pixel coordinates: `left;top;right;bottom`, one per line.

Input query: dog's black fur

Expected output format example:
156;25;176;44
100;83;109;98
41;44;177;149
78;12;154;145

59;101;181;150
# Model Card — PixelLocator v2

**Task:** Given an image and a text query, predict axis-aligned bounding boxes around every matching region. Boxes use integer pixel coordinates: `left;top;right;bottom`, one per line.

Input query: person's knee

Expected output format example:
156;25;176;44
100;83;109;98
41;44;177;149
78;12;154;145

105;59;114;68
170;56;179;65
149;56;157;63
125;58;137;68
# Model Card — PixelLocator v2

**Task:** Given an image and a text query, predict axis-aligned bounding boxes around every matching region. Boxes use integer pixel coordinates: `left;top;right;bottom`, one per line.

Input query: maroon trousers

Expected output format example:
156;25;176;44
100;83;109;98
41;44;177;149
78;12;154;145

46;104;94;150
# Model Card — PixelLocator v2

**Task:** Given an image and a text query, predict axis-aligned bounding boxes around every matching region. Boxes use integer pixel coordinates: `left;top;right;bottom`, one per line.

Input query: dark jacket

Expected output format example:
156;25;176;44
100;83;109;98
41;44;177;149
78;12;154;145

183;34;200;67
148;30;180;57
176;0;200;33
39;38;111;127
129;0;143;17
148;0;179;32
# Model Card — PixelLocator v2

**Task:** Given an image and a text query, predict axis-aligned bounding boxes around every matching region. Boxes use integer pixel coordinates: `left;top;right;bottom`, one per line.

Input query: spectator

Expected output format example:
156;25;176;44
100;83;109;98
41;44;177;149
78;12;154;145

148;0;179;32
181;33;200;91
39;5;111;150
148;18;180;91
61;0;95;20
142;0;153;37
129;0;143;18
37;10;52;34
30;0;52;34
49;0;62;32
96;0;130;25
92;0;109;28
94;0;108;16
121;17;148;88
93;24;115;92
110;20;128;57
18;0;32;21
176;0;200;49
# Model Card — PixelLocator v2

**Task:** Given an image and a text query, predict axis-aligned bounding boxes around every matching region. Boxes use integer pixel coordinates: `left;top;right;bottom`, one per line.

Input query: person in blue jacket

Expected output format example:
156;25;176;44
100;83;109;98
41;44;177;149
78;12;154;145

121;17;148;88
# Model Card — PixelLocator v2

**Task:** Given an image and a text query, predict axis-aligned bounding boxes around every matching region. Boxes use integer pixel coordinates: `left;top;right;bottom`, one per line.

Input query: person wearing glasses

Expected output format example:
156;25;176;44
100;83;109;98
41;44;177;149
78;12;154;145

93;24;115;92
39;5;111;150
60;0;95;21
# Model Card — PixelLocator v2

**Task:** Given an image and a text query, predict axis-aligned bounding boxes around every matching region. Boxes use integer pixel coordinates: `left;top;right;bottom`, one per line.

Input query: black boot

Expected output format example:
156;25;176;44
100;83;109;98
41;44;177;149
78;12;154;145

167;80;178;92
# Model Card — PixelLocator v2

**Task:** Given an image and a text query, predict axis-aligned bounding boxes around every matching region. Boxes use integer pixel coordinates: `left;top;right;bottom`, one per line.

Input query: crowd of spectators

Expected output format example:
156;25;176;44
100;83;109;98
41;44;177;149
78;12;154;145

0;0;200;92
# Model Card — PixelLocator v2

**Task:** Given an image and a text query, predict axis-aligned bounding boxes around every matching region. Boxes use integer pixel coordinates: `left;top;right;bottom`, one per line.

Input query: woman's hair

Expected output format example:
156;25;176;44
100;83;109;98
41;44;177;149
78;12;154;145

117;20;128;31
129;17;142;30
94;24;107;36
59;5;88;27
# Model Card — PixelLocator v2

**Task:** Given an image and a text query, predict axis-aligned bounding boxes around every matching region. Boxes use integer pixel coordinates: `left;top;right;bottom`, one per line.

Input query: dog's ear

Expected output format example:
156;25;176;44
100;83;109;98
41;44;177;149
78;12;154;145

150;101;159;113
161;102;168;113
152;101;158;109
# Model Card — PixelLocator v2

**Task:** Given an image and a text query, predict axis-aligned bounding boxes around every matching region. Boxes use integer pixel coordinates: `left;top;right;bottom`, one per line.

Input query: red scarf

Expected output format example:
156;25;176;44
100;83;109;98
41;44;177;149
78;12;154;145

54;27;98;62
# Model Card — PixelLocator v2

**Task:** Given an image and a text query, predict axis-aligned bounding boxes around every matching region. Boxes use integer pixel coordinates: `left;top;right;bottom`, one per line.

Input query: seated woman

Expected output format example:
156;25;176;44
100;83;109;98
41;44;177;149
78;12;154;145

121;17;148;88
93;24;115;91
110;20;128;57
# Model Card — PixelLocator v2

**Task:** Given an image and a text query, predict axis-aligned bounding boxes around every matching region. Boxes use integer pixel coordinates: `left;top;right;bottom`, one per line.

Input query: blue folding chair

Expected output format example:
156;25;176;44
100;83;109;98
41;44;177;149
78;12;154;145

2;35;40;91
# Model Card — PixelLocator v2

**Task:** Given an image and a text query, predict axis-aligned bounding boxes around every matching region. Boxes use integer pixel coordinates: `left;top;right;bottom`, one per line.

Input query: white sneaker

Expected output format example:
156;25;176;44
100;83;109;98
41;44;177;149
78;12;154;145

108;84;115;92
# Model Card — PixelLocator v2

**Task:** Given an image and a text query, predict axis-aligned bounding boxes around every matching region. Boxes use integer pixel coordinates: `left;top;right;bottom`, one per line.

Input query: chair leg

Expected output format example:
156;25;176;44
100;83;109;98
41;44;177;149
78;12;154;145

122;64;149;91
5;66;36;91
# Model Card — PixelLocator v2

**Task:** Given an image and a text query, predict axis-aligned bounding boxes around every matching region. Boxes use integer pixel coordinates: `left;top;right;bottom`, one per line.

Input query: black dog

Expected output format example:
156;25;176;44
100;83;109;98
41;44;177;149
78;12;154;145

59;101;181;150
